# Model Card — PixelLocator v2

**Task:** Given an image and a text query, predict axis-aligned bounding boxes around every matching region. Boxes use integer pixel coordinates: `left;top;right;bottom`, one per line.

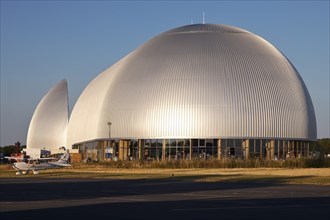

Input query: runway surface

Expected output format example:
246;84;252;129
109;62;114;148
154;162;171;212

1;177;329;219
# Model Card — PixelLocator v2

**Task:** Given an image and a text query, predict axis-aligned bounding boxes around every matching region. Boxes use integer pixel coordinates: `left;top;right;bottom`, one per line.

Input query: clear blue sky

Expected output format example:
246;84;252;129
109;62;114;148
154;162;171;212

1;1;329;146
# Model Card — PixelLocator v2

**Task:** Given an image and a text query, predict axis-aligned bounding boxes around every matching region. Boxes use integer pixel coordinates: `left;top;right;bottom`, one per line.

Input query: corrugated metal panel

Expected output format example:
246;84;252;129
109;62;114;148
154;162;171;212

67;24;317;148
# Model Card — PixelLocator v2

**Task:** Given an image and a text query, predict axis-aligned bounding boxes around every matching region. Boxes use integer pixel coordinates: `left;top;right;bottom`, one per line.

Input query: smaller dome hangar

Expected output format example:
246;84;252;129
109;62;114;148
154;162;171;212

27;79;68;150
27;24;317;162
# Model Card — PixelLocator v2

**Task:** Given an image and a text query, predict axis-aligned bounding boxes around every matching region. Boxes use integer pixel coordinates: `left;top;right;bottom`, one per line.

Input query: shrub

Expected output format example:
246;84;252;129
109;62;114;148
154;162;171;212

72;158;330;169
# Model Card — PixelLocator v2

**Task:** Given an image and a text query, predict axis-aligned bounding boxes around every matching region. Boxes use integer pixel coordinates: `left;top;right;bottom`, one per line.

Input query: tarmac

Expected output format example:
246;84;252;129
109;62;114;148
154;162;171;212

0;177;329;220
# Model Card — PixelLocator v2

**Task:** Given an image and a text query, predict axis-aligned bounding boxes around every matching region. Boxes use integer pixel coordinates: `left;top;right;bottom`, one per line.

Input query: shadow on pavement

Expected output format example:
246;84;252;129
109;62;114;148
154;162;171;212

2;196;329;220
0;174;325;202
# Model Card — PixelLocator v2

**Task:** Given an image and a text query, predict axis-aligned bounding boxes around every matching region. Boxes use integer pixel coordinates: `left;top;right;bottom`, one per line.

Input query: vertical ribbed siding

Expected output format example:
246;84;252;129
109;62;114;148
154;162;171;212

67;24;316;148
27;79;68;149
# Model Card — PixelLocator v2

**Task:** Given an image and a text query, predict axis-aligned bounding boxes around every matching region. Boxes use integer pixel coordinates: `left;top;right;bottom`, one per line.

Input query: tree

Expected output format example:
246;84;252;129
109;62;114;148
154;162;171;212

311;138;330;154
0;145;26;156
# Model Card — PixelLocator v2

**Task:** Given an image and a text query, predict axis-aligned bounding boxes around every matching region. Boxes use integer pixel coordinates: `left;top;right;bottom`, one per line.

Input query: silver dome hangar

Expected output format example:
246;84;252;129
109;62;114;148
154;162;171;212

28;24;317;161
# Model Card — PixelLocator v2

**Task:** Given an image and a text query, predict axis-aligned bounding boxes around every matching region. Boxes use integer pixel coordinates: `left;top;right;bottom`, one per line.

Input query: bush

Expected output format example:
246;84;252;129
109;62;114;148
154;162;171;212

72;158;330;169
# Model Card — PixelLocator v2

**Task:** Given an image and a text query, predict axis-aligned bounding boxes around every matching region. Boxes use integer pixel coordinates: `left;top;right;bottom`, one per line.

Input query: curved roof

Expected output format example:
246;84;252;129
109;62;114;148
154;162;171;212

27;79;68;149
67;24;316;147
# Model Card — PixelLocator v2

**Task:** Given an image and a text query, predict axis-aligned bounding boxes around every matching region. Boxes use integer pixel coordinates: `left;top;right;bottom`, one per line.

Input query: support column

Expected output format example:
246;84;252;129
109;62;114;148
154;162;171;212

270;139;275;160
189;139;192;160
123;140;128;160
162;139;166;161
103;140;109;160
307;142;310;158
138;139;145;161
111;140;116;159
277;140;280;159
104;140;108;161
119;140;124;161
283;140;287;160
292;141;295;158
217;139;221;160
287;141;291;158
260;140;263;159
101;141;104;161
265;141;270;160
243;139;249;160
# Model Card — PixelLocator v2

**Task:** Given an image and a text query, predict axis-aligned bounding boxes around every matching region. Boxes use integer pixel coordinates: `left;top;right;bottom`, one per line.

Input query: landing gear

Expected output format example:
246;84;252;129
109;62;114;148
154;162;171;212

15;170;37;175
15;171;28;175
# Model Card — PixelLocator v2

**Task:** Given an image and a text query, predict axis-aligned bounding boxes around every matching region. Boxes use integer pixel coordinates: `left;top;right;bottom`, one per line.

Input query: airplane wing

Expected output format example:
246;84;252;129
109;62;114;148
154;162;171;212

48;162;71;167
28;157;58;161
4;157;25;162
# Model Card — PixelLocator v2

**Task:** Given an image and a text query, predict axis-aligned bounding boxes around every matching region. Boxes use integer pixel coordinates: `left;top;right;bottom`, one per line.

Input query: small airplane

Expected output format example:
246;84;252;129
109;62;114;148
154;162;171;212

7;151;71;175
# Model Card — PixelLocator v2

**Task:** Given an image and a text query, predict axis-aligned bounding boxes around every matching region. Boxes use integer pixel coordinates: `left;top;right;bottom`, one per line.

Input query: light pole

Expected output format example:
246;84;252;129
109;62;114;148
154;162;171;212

107;122;112;159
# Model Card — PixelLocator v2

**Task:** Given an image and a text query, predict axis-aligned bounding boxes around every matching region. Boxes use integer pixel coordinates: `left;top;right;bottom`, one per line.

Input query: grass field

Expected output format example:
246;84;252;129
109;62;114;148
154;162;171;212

0;164;329;185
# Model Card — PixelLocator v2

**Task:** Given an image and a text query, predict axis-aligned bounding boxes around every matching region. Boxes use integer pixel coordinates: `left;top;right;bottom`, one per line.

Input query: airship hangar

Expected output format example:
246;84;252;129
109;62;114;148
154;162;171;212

26;24;317;162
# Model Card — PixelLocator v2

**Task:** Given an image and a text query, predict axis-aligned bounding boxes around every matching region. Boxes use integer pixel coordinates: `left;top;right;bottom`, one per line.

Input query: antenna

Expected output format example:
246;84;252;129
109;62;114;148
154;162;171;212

203;12;205;24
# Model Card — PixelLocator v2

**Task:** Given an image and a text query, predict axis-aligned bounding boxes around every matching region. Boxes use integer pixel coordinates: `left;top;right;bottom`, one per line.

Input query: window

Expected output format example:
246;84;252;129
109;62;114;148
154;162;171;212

177;140;184;160
205;139;214;159
183;139;190;160
150;139;157;160
192;139;199;159
169;139;176;160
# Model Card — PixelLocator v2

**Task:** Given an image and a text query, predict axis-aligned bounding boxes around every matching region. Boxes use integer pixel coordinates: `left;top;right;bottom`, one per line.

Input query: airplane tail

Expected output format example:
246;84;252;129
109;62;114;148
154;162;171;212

57;151;70;164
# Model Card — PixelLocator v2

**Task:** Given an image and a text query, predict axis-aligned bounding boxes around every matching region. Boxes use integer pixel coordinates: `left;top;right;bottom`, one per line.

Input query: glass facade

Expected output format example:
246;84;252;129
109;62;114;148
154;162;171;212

72;139;311;162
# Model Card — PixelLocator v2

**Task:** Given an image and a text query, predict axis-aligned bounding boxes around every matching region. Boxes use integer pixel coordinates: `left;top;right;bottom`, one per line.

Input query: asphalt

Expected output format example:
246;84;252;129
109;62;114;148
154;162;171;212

0;177;329;220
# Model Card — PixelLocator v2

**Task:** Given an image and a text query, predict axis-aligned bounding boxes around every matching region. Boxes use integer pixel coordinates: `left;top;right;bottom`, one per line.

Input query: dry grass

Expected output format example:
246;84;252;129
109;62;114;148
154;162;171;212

0;164;329;185
70;158;330;169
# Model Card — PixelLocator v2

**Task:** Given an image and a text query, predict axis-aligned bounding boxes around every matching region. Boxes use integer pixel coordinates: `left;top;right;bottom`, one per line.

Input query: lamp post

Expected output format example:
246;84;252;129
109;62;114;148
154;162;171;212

107;122;112;159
